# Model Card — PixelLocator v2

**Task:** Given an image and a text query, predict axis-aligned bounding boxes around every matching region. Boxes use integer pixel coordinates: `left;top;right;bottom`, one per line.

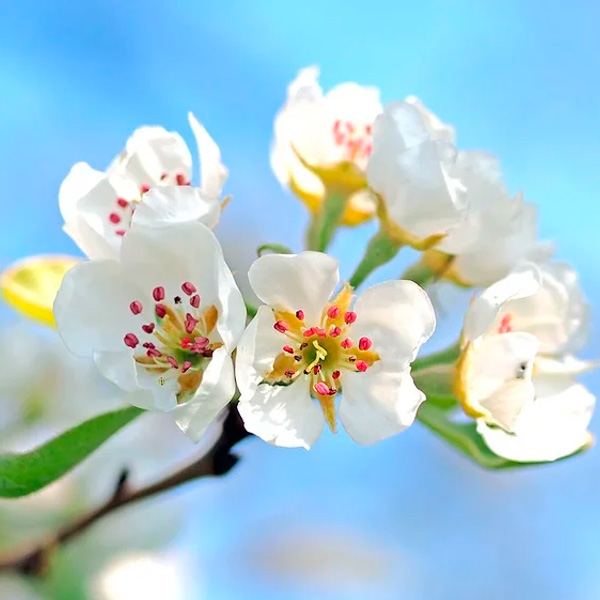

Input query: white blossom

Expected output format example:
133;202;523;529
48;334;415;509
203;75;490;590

59;113;226;260
271;66;382;224
235;251;435;448
366;98;468;244
53;222;246;441
457;261;596;461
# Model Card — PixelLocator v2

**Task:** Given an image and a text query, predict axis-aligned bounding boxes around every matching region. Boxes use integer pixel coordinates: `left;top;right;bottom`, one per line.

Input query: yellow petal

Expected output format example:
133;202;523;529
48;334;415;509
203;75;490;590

1;255;81;327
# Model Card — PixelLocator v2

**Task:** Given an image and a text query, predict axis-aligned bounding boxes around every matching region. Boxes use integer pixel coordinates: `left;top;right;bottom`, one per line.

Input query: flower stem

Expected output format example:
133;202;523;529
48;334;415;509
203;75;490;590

412;342;461;372
0;405;250;577
400;259;436;288
348;229;402;289
305;189;347;252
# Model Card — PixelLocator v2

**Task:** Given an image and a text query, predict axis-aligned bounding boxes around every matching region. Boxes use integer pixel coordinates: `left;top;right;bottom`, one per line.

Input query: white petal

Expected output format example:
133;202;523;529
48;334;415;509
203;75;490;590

170;347;235;442
465;332;539;431
405;96;456;143
110;126;192;187
535;355;600;376
477;375;595;462
235;306;324;449
234;306;285;395
464;262;541;341
270;66;325;194
59;162;139;260
237;378;324;449
248;252;339;323
340;364;425;445
367;105;468;240
188;112;229;197
120;222;246;350
352;280;436;363
132;185;221;230
54;260;142;357
507;260;591;355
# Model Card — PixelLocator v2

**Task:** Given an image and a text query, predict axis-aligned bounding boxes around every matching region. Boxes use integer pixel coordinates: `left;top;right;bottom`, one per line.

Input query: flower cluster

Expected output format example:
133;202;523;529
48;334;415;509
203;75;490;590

2;66;596;464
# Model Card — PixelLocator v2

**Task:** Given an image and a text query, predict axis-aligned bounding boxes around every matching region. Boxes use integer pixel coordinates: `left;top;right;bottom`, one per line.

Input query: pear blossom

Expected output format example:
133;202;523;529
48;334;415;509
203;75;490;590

366;98;468;247
271;66;382;225
235;251;436;448
423;151;552;286
53;221;246;441
456;261;596;461
59;113;227;260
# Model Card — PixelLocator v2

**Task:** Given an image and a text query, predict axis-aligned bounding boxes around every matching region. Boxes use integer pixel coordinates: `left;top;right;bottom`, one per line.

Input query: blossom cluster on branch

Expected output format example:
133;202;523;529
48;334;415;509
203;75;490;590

1;65;596;476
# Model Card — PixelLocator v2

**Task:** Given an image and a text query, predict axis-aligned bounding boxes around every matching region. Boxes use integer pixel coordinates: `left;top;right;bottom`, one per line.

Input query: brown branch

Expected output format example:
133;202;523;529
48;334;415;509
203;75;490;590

0;404;250;576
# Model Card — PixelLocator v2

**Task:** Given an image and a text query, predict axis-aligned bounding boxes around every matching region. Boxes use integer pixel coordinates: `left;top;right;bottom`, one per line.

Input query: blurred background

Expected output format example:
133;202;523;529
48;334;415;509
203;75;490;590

1;1;599;598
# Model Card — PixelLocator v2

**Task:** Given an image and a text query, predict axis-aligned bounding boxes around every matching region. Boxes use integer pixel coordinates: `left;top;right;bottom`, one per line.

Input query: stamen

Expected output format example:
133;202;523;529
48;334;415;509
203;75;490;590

303;327;316;337
190;294;201;308
332;370;341;379
283;345;295;354
153;286;165;301
181;361;192;374
498;314;513;334
314;381;330;395
344;311;357;324
358;337;372;351
147;348;162;358
130;301;143;315
285;370;295;378
166;356;179;369
115;229;126;237
295;310;305;321
181;281;196;295
140;184;151;194
174;296;182;305
274;320;290;333
355;360;368;372
341;338;353;349
117;198;129;208
175;173;189;186
109;212;121;224
185;313;199;334
155;304;167;318
313;365;322;374
124;333;139;348
327;305;340;319
142;323;155;334
329;326;342;338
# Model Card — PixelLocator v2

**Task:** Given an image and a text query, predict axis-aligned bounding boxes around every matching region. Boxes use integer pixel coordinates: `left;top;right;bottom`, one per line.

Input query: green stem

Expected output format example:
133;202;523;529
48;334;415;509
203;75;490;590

412;342;460;372
305;190;347;252
400;259;435;288
348;229;402;289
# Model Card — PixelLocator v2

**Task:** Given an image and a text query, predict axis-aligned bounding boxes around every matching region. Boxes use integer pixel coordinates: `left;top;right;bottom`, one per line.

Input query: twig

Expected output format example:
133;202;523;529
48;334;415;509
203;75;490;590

0;404;250;576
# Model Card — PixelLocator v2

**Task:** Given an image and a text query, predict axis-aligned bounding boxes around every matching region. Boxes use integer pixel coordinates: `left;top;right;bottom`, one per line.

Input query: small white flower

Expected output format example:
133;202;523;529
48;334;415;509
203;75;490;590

59;113;227;260
53;222;246;441
429;151;552;286
271;66;382;225
457;261;596;461
235;251;436;448
366;98;468;245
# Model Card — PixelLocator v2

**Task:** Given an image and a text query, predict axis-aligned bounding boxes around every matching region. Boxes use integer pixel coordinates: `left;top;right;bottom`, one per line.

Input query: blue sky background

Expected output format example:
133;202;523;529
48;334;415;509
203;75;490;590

1;1;599;598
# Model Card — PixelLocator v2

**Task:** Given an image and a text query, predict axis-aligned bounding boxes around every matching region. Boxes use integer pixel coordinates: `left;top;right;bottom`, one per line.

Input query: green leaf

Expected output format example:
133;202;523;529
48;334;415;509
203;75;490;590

257;243;293;256
412;364;457;410
412;343;460;372
0;406;143;498
417;402;587;469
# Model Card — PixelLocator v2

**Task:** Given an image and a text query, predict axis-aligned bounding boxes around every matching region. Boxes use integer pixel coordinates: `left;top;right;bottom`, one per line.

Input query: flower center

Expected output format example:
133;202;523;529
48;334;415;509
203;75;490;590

107;172;191;238
332;120;373;163
263;285;380;431
123;281;221;403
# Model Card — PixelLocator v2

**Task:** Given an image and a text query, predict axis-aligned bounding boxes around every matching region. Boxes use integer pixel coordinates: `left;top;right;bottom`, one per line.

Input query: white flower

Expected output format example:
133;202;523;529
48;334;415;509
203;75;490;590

53;222;246;441
59;113;227;260
429;151;552;286
235;251;436;448
366;98;468;245
271;66;382;225
456;261;596;461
